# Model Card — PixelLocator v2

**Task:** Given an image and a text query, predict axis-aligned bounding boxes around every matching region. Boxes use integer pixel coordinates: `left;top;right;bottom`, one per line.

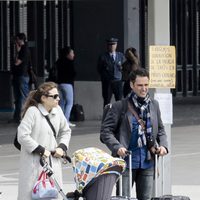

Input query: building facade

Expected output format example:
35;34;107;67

0;0;199;119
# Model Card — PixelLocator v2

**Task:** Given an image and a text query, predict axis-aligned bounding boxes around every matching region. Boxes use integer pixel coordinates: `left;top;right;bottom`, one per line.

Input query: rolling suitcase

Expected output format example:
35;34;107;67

151;155;190;200
110;151;137;200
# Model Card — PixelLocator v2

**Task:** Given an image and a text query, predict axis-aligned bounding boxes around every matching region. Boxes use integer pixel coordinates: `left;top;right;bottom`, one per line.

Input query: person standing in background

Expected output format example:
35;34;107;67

122;47;141;97
10;33;31;123
56;46;76;127
98;37;124;107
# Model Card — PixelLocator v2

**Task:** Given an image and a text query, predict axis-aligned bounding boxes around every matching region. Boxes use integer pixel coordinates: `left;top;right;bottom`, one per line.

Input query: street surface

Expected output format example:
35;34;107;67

0;120;200;199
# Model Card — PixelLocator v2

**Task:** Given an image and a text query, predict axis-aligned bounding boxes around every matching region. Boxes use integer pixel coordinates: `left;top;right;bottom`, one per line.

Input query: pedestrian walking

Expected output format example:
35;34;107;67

100;68;168;200
17;81;71;200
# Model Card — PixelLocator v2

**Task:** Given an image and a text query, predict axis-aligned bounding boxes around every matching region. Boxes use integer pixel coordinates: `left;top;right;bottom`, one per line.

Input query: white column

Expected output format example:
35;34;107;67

124;0;140;53
148;0;172;196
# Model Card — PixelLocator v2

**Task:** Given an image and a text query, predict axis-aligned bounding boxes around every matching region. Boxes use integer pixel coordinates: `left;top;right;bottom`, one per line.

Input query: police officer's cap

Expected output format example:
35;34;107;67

106;37;118;45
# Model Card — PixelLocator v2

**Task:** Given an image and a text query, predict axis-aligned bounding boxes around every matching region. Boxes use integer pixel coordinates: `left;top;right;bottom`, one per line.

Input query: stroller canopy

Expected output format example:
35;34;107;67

72;147;126;193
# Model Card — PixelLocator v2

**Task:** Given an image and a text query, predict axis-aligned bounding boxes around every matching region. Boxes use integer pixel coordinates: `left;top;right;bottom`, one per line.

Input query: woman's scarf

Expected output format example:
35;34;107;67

131;92;152;147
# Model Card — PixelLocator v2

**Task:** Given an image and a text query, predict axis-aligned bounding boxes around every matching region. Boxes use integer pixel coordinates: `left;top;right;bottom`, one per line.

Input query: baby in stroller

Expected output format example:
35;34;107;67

67;147;126;200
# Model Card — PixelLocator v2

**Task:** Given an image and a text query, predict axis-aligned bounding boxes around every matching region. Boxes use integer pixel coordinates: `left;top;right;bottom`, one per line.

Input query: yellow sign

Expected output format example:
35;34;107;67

149;45;176;88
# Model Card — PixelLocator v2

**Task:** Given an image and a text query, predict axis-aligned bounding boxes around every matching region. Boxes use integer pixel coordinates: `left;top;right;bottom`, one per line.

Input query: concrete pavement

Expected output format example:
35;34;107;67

0;102;200;199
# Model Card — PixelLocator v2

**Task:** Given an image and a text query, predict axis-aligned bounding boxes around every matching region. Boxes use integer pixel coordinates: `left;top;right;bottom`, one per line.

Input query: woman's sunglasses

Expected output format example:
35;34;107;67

45;94;59;99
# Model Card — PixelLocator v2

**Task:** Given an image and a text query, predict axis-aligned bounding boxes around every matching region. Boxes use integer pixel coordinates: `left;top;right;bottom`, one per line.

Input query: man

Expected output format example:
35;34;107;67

98;37;124;107
100;68;168;200
10;33;31;123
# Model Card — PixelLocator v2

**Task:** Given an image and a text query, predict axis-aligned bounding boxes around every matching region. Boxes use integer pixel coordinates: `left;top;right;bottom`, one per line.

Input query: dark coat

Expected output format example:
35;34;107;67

100;97;168;157
56;58;76;84
97;52;124;81
12;43;31;76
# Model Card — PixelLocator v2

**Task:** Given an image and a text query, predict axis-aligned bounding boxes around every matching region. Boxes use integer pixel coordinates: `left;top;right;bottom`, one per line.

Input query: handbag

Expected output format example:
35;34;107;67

13;131;21;151
32;170;58;199
28;67;38;89
69;104;85;122
13;114;56;151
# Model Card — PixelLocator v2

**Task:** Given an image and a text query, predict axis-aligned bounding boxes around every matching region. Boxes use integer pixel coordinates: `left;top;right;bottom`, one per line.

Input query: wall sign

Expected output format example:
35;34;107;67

149;46;176;88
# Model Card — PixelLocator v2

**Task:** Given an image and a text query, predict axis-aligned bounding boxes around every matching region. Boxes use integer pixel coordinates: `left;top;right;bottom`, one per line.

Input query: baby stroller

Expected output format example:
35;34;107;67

40;147;126;200
67;147;126;200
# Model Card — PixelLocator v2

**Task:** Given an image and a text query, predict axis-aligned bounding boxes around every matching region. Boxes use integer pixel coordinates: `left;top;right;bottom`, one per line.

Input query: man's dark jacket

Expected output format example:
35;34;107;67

100;97;168;157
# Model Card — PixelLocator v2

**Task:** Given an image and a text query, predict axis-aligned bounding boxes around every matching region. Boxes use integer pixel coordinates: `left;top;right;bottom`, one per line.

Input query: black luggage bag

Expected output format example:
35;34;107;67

70;104;85;121
110;151;137;200
151;195;190;200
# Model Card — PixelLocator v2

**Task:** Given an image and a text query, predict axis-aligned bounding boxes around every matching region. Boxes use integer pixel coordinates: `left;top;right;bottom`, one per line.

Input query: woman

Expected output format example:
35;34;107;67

122;47;141;97
56;46;76;127
17;81;71;200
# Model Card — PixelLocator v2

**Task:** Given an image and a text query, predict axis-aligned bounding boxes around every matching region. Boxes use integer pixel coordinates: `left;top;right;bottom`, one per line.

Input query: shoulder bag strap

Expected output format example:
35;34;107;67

49;156;53;168
37;107;56;138
44;115;57;138
127;101;145;130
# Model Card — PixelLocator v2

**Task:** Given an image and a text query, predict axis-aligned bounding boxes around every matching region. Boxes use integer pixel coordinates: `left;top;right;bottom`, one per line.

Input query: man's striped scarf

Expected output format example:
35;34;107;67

131;92;152;147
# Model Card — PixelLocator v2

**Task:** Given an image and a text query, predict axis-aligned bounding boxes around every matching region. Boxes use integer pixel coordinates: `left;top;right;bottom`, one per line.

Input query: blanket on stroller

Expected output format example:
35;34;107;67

72;147;126;193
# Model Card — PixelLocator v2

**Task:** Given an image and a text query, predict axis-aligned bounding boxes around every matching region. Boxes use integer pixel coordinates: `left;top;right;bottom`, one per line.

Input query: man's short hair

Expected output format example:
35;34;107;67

16;32;27;42
129;68;149;83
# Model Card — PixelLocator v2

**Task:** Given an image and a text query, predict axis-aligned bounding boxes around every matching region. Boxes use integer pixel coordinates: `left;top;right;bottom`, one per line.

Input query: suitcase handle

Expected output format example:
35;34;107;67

127;151;132;198
125;150;132;156
118;151;134;198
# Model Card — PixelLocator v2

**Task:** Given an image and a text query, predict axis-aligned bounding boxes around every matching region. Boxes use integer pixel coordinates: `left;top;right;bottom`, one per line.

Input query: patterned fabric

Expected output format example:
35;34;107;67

130;92;152;147
72;147;126;193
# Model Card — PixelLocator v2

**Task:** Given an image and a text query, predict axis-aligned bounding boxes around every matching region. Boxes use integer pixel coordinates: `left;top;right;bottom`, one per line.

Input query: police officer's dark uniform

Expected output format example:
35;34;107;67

98;38;124;107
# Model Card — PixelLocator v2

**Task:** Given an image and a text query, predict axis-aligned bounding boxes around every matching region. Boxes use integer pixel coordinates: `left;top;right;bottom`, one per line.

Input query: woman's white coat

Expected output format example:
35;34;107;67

17;104;71;200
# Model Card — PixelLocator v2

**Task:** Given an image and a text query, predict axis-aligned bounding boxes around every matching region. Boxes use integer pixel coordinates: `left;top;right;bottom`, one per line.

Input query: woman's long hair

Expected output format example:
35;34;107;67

125;47;141;68
21;82;57;118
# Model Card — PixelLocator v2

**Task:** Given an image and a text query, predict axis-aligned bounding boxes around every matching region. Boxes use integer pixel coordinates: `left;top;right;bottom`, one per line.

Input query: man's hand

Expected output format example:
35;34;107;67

156;146;167;156
15;42;21;52
117;147;127;158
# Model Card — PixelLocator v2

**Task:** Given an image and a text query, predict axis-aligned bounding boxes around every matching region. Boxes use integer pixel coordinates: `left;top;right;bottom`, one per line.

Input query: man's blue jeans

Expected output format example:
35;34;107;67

59;83;74;121
12;76;30;120
122;167;154;200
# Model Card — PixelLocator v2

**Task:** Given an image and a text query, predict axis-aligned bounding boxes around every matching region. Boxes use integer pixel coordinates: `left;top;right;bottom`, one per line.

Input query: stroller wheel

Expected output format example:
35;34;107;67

66;190;83;200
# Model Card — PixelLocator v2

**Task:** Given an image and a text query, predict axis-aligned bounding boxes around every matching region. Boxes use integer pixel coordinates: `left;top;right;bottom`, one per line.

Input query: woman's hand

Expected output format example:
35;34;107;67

43;149;51;158
53;148;64;158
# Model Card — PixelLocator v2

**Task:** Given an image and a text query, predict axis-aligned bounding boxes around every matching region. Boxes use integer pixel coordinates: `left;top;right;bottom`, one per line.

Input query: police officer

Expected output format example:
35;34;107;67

98;37;124;107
